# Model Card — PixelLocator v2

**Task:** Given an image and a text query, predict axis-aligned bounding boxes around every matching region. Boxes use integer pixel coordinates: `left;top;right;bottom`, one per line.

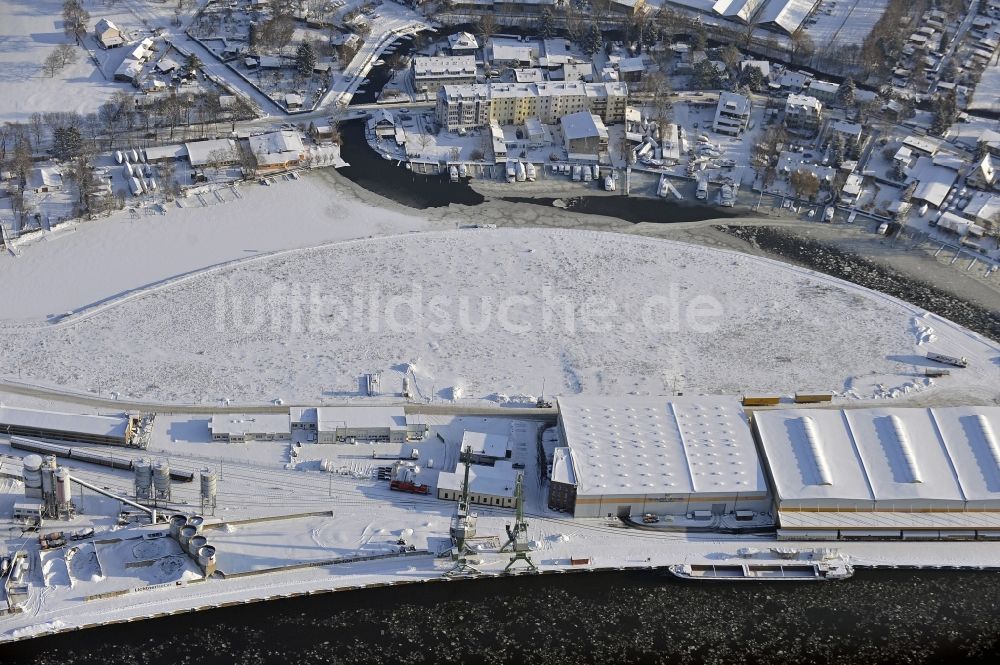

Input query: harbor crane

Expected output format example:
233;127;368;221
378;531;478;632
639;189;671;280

500;473;536;571
446;446;480;576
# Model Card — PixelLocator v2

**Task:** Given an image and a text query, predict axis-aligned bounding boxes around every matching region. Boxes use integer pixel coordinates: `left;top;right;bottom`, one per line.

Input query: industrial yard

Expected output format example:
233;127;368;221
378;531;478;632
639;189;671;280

2;380;1000;641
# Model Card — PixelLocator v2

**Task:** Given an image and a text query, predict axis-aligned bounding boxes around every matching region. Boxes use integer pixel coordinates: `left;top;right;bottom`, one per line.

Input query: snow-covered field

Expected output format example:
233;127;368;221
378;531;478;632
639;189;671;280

0;175;437;322
969;56;1000;113
2;227;997;405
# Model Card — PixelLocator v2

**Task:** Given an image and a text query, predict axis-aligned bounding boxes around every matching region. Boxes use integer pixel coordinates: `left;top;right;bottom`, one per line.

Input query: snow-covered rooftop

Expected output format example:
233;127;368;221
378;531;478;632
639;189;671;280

437;460;518;497
447;31;479;52
560;112;607;141
248;130;304;167
557;395;769;498
551;446;577;486
185;138;237;167
412;55;476;79
909;156;957;208
755;407;1000;509
785;93;822;113
461;430;510;459
489;38;538;65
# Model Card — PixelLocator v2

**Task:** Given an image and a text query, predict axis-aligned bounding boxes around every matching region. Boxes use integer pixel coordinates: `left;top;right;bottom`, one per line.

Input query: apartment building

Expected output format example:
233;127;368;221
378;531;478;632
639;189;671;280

784;94;823;131
436;81;628;131
713;92;752;137
412;55;477;94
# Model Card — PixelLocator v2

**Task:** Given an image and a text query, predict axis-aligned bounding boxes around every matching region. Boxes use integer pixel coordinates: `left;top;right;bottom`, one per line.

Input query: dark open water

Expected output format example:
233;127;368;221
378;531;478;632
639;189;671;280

5;570;1000;664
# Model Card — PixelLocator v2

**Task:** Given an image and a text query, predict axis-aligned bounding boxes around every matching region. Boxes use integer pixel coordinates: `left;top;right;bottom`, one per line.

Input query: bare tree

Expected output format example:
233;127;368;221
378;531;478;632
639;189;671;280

29;113;44;150
98;101;122;149
228;95;260;131
237;143;258;179
61;0;89;43
0;123;12;164
159;159;177;200
790;28;815;62
55;43;78;68
43;51;62;77
476;14;497;47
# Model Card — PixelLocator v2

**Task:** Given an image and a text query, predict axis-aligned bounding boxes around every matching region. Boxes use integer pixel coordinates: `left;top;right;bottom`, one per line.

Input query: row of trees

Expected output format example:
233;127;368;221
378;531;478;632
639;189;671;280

42;43;79;77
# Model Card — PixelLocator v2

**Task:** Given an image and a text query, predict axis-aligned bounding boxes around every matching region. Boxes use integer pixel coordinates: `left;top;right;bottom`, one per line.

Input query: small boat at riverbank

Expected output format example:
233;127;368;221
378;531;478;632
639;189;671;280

669;560;853;582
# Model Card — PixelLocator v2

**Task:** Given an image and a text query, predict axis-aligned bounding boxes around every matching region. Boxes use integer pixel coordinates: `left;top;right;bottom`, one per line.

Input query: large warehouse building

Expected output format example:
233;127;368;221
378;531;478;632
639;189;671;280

753;406;1000;540
552;396;770;519
0;406;138;447
666;0;820;35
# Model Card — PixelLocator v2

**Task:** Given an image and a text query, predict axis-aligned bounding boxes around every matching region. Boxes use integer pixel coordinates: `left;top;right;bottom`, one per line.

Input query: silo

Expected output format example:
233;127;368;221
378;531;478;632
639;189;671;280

187;535;207;557
22;455;43;499
197;545;217;577
179;525;197;549
134;458;153;500
55;468;72;505
153;460;171;501
199;469;217;514
169;514;188;539
187;515;204;534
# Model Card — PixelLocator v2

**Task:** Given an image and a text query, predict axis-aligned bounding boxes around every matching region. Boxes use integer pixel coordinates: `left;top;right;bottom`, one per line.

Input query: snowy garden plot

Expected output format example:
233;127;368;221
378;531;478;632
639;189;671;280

0;0;194;123
3;228;998;405
190;1;338;112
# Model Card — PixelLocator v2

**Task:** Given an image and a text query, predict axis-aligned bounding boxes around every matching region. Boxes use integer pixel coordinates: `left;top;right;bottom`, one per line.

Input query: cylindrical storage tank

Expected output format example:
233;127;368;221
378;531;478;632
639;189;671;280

200;469;217;501
153;461;171;496
187;515;204;534
187;535;207;557
55;468;71;505
179;525;197;549
134;458;153;497
22;455;43;498
197;545;217;576
169;514;188;539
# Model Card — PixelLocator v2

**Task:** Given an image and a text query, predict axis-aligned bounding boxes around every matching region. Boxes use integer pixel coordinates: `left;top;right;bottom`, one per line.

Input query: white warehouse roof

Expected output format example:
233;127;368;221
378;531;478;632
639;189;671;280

0;406;130;439
557;395;768;498
316;406;407;431
210;413;290;436
755;406;1000;510
758;0;818;35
